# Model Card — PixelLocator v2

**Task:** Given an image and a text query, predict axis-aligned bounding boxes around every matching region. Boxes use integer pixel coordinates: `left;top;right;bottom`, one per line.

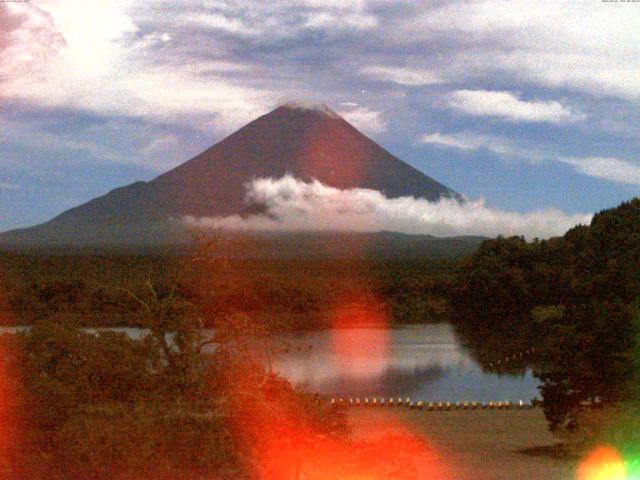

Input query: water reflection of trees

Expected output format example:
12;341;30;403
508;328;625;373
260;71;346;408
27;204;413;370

451;321;534;377
314;364;447;397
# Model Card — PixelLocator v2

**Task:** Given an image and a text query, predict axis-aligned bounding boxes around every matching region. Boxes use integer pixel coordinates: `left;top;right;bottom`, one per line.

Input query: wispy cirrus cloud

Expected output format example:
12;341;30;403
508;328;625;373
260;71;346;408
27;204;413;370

558;157;640;186
303;10;378;30
339;105;387;135
419;131;545;163
421;132;510;154
0;181;20;190
361;65;442;86
447;90;584;124
421;130;640;186
2;0;640;232
394;0;640;100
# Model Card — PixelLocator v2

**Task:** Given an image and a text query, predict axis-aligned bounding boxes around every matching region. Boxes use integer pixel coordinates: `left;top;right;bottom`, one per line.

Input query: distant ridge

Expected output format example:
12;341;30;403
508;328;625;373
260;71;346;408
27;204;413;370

0;102;462;249
0;231;486;260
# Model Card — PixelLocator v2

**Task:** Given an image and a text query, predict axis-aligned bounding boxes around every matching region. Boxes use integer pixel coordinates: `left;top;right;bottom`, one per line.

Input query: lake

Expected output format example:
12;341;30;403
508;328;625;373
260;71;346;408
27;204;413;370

267;323;539;403
1;323;539;403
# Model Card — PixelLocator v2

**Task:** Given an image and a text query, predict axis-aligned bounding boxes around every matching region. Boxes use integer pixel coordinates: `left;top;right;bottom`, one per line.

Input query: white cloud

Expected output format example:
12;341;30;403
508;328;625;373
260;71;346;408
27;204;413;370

303;11;378;30
174;0;379;38
0;181;19;190
397;0;640;99
422;131;640;186
361;65;442;86
0;115;194;172
0;1;385;138
281;101;340;117
0;2;277;134
181;13;253;36
447;90;584;124
185;175;591;240
141;134;186;171
559;156;640;185
421;132;500;152
0;116;124;166
420;131;543;162
339;106;387;135
2;0;638;189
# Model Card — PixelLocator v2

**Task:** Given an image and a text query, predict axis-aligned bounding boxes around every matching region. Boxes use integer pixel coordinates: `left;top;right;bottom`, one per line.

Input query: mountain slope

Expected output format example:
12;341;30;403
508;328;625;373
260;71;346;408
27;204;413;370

0;103;461;247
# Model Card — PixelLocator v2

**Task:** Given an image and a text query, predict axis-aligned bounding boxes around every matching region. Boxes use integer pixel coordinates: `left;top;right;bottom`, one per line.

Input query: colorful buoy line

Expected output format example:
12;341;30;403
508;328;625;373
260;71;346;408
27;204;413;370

487;347;537;369
327;397;540;410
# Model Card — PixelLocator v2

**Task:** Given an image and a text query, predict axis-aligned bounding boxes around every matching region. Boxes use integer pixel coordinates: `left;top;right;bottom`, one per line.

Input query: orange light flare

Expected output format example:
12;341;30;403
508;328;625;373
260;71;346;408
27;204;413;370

330;295;391;379
220;344;452;479
0;269;20;477
0;336;22;479
258;421;451;480
577;445;628;480
252;294;451;479
297;116;370;189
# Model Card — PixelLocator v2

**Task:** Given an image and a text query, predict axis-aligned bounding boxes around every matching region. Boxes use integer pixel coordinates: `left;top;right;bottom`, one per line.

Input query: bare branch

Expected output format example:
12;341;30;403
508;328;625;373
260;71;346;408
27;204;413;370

114;286;152;314
146;268;158;301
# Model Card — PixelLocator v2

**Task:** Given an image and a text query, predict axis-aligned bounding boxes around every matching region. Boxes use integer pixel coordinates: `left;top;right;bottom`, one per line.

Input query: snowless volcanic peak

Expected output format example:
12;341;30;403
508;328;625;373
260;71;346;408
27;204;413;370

0;102;462;247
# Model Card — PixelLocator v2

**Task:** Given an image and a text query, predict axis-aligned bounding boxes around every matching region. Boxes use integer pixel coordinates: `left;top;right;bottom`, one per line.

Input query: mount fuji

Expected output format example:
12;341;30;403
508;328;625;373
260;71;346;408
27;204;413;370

0;102;467;252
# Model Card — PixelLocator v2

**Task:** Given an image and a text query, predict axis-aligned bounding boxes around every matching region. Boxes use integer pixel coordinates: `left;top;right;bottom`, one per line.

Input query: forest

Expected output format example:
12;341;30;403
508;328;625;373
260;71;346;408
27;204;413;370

452;198;640;454
0;252;456;329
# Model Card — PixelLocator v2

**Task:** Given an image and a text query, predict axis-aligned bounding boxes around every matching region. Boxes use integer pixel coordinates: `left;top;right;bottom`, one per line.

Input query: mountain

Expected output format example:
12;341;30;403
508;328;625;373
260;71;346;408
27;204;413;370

0;102;462;249
197;231;486;260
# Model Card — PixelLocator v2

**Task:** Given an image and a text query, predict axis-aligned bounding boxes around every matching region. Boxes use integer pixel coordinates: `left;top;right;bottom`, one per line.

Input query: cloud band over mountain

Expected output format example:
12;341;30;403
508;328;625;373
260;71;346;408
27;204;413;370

184;176;592;240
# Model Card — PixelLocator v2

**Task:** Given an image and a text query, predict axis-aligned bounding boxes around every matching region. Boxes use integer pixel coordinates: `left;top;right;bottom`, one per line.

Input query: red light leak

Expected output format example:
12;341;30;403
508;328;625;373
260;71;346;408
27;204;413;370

258;422;451;480
222;297;452;479
300;119;370;189
250;297;453;479
0;272;20;478
0;341;20;479
330;297;390;379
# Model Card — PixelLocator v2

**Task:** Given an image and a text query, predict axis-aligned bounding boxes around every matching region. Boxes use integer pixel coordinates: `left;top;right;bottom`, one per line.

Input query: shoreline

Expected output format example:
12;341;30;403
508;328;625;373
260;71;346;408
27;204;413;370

0;321;451;333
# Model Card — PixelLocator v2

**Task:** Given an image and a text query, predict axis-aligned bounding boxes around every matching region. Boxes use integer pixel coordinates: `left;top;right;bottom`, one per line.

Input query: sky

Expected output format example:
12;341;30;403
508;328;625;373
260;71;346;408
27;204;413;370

2;0;640;233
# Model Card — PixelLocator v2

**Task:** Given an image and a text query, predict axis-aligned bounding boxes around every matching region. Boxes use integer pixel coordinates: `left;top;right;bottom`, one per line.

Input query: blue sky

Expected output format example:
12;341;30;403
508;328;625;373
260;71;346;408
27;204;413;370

1;0;640;232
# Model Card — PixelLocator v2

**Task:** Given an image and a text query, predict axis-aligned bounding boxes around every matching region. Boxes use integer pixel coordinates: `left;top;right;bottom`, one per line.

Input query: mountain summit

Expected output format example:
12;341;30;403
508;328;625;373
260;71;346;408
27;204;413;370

0;103;462;247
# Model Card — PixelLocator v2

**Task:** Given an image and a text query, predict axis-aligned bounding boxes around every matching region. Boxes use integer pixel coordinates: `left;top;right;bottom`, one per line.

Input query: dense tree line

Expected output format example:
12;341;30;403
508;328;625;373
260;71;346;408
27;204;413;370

0;254;455;329
452;198;640;437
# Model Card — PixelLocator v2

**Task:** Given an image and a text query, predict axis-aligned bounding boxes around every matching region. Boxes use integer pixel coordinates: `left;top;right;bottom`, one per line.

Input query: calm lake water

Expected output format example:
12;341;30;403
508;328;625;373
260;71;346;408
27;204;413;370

0;323;539;403
268;324;539;403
